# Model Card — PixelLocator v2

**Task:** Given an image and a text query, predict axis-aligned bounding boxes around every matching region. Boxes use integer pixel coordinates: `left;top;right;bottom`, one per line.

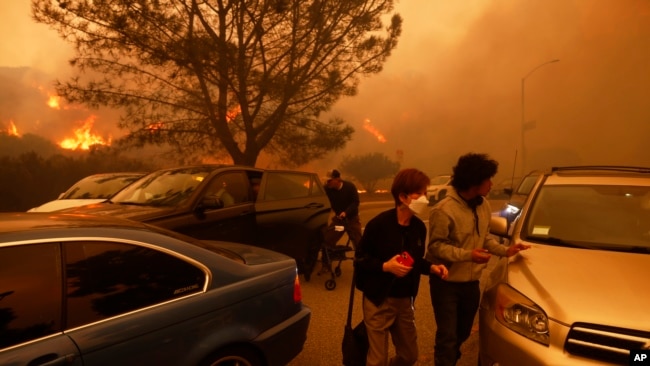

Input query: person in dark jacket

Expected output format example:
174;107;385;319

355;168;448;366
319;169;363;273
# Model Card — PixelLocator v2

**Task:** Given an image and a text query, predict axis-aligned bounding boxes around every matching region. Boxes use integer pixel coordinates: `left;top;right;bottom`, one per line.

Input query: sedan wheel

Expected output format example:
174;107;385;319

201;346;263;366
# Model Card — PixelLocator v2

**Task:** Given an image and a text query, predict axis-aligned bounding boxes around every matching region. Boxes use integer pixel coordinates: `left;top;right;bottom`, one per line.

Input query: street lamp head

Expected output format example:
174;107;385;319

523;59;561;80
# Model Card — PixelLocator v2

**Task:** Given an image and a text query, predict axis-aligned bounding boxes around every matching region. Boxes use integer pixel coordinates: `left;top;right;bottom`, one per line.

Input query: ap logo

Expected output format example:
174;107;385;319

631;350;650;365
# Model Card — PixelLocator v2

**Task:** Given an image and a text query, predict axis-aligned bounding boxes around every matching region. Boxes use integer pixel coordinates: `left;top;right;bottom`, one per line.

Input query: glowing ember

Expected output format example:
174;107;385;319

226;105;241;123
5;120;20;136
47;95;61;110
59;116;111;150
146;122;164;133
363;118;387;143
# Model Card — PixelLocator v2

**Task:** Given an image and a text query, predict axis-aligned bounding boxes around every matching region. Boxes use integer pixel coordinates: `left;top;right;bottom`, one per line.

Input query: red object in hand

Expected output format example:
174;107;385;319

397;251;414;267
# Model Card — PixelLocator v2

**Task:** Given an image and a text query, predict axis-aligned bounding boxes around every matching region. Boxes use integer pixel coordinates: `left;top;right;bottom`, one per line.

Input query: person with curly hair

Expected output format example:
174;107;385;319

426;153;530;366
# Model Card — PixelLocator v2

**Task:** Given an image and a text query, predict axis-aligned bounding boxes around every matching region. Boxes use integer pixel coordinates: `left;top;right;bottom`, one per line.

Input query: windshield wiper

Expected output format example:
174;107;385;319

115;201;148;206
609;245;650;254
525;236;594;249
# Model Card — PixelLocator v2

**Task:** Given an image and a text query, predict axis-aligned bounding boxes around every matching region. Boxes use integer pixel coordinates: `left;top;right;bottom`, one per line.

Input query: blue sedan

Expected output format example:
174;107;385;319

0;213;310;366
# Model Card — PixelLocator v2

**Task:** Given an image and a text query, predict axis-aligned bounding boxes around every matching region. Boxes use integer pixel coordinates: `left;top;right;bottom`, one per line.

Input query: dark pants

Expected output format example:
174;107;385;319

429;275;480;366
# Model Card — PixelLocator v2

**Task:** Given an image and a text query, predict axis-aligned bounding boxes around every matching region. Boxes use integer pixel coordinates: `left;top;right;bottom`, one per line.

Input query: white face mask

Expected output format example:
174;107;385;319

408;195;429;217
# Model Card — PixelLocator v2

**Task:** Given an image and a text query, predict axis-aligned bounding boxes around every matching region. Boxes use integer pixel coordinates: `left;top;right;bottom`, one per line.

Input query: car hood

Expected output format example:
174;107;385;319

507;244;650;329
28;199;107;212
62;202;177;221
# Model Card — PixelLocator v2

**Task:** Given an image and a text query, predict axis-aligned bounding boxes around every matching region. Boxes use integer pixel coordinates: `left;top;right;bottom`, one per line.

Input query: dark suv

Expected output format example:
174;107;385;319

61;165;331;279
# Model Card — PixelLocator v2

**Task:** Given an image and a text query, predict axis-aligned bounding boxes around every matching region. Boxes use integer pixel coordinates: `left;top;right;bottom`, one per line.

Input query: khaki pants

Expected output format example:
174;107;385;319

363;296;418;366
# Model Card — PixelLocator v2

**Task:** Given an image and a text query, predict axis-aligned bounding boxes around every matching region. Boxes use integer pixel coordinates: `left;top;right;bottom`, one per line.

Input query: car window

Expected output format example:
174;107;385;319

0;243;62;349
204;171;252;207
263;172;312;201
62;174;143;200
113;167;213;206
64;241;206;328
516;174;540;195
311;175;325;196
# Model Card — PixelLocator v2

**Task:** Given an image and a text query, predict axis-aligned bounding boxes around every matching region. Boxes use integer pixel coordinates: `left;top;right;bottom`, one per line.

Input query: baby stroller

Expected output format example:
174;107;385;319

319;221;356;290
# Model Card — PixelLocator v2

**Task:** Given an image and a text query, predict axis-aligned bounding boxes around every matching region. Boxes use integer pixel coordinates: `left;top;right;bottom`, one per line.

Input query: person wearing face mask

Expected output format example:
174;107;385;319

426;153;531;366
355;168;449;366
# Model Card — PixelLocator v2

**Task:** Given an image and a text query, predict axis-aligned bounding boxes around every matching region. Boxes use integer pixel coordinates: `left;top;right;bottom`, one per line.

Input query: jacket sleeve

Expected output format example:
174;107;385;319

354;219;385;274
425;207;473;263
415;224;434;275
480;200;509;256
344;184;360;217
484;236;508;256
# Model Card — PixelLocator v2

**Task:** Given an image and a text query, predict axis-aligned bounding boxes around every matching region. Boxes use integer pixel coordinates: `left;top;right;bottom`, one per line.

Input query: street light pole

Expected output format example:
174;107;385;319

521;59;559;175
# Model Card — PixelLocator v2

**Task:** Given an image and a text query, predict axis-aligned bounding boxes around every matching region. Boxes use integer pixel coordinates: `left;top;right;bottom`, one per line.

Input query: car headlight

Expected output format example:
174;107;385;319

494;283;550;346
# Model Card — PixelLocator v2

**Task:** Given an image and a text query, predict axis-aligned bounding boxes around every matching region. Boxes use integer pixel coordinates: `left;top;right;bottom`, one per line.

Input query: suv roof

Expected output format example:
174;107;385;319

545;166;650;185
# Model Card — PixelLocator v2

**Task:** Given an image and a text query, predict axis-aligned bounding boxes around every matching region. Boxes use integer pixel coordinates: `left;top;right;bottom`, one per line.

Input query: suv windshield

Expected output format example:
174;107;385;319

111;167;215;207
522;184;650;251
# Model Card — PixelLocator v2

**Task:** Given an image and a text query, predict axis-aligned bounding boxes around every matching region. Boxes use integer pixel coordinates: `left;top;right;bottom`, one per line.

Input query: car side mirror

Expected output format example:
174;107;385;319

490;216;509;237
199;195;224;210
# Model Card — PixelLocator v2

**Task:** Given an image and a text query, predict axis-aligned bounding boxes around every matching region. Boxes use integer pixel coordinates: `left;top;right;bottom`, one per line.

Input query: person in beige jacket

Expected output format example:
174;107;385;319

425;153;530;366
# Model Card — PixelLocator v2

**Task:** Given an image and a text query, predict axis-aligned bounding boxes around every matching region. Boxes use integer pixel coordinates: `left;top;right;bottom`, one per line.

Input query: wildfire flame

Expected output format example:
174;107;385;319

5;120;20;136
59;115;112;150
363;118;387;143
146;122;164;133
226;105;241;123
47;95;61;110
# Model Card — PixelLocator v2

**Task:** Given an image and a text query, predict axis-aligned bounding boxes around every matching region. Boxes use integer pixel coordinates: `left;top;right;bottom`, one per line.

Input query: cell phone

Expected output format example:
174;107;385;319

397;251;414;267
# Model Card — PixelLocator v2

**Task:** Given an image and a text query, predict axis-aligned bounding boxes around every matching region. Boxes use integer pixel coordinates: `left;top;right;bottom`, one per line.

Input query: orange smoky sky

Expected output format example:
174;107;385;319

1;1;649;179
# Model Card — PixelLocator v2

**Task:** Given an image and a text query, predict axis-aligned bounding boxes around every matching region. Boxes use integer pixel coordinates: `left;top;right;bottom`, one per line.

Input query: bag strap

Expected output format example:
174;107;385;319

346;264;357;327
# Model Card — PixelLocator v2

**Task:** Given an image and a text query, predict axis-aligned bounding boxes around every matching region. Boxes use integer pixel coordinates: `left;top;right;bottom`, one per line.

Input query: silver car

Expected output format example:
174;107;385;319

480;166;650;366
426;174;452;205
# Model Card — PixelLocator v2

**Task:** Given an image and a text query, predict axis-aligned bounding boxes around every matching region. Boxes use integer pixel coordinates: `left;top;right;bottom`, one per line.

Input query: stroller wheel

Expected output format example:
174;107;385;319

325;279;336;290
335;267;342;277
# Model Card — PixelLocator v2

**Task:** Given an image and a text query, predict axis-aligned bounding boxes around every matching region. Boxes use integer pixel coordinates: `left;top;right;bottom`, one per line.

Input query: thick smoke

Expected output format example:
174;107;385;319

2;1;649;181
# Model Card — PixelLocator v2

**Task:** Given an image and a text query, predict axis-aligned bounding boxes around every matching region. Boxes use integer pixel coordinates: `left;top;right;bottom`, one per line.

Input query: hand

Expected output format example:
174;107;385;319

506;242;532;257
471;248;491;264
431;264;448;280
383;255;413;278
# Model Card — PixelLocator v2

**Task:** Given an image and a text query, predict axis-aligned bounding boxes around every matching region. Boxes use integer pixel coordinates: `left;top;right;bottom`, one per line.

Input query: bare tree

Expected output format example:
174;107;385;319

340;152;400;192
32;0;402;166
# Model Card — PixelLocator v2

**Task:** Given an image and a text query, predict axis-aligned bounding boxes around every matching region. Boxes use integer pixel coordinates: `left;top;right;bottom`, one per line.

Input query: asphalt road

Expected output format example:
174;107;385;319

289;198;508;365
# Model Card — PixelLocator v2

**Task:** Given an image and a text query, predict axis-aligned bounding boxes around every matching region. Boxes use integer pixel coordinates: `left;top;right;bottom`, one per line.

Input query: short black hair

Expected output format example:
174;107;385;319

451;153;498;191
328;169;341;179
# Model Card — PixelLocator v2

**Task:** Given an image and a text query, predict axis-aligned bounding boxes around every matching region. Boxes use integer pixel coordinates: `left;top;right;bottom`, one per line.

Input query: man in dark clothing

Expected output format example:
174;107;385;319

319;169;363;273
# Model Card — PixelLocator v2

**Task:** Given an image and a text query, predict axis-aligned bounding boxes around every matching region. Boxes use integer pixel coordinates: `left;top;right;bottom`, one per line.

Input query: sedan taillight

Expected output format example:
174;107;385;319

293;272;302;303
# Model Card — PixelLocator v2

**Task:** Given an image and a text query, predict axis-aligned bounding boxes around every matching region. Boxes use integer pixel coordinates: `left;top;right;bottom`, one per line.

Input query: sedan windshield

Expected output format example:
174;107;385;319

110;167;214;207
522;184;650;251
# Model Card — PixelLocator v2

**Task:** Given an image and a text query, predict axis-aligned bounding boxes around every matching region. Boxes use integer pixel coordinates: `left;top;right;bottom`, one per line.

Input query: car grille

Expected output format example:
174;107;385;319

565;323;650;365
